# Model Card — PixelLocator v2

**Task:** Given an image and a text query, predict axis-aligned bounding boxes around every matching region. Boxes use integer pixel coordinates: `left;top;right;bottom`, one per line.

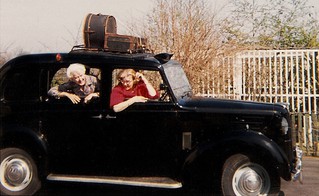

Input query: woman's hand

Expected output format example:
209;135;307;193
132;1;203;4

130;96;148;103
135;72;143;80
113;96;148;112
60;92;81;104
84;92;99;103
135;72;157;97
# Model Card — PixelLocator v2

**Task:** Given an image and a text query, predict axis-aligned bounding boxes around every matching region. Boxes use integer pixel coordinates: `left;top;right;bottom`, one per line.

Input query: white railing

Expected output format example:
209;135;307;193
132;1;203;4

204;49;319;153
235;50;318;114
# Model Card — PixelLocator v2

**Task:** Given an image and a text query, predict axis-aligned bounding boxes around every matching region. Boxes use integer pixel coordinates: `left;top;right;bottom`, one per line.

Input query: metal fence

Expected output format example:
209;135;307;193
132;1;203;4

205;49;319;155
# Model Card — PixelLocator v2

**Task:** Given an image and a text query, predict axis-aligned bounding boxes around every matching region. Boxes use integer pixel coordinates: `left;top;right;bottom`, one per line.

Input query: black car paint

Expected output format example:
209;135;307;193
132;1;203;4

0;52;296;192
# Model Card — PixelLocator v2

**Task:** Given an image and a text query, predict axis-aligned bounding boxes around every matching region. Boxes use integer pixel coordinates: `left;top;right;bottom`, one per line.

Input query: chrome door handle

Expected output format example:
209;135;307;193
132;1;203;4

106;114;116;119
91;114;103;119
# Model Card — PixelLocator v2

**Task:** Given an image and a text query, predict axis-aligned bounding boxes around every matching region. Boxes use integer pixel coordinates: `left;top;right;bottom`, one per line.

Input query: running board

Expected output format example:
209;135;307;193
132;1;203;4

47;174;182;189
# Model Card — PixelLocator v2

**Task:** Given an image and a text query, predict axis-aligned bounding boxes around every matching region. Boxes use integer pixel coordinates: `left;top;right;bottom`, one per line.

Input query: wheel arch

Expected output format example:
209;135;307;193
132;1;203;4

181;130;290;189
0;124;48;177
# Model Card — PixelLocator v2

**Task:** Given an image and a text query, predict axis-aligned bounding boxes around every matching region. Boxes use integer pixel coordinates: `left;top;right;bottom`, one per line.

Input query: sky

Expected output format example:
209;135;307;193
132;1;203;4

0;0;318;55
0;0;156;54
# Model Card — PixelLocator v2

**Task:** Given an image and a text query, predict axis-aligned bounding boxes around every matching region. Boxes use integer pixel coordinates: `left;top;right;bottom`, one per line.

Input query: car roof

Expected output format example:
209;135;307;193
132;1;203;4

1;51;166;71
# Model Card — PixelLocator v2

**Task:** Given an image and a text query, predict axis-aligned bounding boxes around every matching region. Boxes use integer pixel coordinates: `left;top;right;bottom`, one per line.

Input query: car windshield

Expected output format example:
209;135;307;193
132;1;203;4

163;60;193;101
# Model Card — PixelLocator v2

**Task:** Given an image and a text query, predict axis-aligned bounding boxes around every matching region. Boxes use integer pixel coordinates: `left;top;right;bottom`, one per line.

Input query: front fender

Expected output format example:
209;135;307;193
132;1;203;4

183;130;291;182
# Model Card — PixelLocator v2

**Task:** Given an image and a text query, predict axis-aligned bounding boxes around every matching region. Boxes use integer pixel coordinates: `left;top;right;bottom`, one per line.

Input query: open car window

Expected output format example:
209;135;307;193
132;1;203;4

48;65;101;105
111;68;171;102
51;67;101;88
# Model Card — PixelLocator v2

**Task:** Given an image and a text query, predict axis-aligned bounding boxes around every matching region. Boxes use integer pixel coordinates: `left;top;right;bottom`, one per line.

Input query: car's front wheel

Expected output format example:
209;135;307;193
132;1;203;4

221;154;279;196
0;148;41;196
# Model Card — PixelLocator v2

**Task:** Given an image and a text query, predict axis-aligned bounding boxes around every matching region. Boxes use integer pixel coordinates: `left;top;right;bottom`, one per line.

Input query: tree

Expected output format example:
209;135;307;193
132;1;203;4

221;0;319;49
133;0;225;94
0;44;27;67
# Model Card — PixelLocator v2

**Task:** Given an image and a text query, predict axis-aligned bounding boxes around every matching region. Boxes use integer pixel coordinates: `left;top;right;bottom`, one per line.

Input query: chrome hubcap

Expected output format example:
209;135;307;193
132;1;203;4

0;155;32;191
232;164;270;196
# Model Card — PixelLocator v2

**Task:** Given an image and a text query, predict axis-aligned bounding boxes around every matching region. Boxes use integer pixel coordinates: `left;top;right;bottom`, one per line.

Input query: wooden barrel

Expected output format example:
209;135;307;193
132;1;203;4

83;13;117;49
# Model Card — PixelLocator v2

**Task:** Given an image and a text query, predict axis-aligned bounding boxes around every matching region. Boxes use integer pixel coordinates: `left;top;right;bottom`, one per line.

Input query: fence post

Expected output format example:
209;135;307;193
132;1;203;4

297;113;304;150
291;113;297;145
312;113;319;156
305;114;310;155
233;54;243;100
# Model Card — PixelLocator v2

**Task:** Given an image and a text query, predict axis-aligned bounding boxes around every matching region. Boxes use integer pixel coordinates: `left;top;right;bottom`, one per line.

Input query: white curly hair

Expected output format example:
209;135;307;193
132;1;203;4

66;63;86;78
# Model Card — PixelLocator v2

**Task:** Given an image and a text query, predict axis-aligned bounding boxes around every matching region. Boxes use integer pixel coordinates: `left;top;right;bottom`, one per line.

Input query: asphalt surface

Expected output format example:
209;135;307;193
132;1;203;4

36;156;319;196
280;156;319;196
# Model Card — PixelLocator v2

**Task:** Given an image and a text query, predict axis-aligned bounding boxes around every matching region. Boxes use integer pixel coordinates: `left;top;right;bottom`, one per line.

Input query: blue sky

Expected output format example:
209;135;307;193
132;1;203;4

0;0;318;55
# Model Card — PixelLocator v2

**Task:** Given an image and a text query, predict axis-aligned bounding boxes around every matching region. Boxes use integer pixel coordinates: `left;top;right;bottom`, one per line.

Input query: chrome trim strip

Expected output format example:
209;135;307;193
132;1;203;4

47;174;182;189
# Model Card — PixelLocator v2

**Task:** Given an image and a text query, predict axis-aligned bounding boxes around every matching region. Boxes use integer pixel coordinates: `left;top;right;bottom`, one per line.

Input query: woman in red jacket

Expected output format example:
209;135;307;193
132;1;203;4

110;69;159;112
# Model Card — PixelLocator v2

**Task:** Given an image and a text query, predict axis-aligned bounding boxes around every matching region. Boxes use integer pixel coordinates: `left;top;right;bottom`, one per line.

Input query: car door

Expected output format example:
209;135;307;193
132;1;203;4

103;102;182;177
42;64;105;175
42;65;183;178
95;68;183;177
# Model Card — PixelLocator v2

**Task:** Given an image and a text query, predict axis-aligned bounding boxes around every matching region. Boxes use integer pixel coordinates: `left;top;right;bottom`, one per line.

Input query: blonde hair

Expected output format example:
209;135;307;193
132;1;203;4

67;63;86;78
117;69;138;85
117;69;136;80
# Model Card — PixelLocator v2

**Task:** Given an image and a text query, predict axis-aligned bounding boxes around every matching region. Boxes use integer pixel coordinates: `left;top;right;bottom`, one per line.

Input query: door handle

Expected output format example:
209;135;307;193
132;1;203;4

91;114;116;119
0;98;6;104
106;114;116;119
91;114;103;119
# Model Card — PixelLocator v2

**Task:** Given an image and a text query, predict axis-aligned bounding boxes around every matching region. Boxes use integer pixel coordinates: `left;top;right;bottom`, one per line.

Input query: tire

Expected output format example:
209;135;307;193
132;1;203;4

0;148;41;196
221;154;280;196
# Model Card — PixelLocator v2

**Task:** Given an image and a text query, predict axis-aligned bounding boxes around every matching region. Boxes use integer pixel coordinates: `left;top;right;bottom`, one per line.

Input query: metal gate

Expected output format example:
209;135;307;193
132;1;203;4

206;49;319;155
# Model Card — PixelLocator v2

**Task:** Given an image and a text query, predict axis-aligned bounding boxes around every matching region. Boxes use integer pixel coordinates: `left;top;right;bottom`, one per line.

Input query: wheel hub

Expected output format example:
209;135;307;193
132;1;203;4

6;159;28;185
240;169;262;193
232;164;270;196
0;156;32;191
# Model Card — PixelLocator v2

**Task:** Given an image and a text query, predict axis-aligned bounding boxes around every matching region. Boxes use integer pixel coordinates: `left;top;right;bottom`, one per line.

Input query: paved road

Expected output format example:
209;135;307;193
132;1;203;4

280;156;319;196
36;156;319;196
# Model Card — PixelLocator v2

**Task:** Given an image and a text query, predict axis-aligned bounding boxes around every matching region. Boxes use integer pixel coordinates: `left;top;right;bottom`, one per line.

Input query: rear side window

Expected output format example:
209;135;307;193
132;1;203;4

2;69;39;101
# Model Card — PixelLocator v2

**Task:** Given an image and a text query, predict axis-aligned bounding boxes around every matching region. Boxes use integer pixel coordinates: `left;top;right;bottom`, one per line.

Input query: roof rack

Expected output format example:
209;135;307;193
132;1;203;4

72;13;152;54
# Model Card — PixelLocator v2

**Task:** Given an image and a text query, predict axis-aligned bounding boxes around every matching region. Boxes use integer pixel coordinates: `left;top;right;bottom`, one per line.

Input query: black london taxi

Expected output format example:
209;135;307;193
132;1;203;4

0;14;302;196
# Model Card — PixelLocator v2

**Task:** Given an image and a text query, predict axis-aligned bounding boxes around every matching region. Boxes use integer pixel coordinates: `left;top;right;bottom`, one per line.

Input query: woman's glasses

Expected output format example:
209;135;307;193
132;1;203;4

119;74;133;84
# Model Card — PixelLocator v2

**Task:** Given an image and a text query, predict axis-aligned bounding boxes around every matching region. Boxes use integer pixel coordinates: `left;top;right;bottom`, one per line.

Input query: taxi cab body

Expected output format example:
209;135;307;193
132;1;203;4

0;51;301;195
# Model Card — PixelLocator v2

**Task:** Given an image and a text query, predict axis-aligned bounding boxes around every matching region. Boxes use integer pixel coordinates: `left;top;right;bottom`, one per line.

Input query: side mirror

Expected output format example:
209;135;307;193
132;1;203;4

159;84;170;102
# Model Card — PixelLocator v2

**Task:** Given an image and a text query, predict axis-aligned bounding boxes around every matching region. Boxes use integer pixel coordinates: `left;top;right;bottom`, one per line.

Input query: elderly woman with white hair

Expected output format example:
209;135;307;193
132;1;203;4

48;63;99;104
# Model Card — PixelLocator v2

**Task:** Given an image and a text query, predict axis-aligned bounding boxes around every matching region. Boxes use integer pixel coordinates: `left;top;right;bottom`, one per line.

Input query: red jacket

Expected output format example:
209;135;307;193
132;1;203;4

110;81;159;108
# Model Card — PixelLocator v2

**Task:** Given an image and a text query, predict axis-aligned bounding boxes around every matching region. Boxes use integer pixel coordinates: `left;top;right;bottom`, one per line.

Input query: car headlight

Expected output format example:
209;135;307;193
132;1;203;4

281;117;289;135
